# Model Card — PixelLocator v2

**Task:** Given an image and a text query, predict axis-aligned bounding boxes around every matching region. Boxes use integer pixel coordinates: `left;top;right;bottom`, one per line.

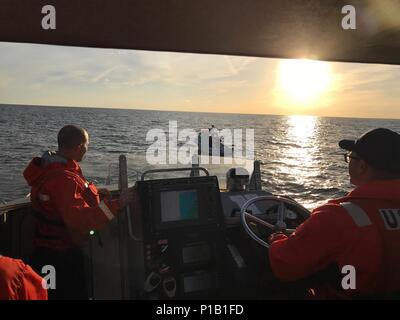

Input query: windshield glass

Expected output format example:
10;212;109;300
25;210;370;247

1;42;400;210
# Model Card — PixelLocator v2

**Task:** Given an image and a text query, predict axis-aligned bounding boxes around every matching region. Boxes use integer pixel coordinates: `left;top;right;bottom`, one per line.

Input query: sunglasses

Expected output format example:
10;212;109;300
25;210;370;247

344;153;361;163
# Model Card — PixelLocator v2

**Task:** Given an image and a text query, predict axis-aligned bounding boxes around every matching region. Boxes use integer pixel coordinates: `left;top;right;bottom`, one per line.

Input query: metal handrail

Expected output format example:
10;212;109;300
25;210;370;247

106;163;141;185
141;167;210;181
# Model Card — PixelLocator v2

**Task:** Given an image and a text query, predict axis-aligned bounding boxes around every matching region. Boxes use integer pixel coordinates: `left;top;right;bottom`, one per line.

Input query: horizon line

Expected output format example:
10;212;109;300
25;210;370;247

1;102;400;122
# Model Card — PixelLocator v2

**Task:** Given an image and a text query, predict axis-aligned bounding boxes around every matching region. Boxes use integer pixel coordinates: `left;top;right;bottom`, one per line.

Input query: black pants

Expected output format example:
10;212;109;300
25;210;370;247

30;247;88;300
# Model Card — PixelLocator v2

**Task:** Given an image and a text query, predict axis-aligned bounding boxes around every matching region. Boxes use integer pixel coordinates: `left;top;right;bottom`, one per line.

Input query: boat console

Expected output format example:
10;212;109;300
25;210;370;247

133;175;227;299
121;165;311;299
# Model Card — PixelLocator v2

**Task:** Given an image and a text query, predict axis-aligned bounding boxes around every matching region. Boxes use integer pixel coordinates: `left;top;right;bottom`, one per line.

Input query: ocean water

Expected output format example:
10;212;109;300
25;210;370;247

1;104;400;210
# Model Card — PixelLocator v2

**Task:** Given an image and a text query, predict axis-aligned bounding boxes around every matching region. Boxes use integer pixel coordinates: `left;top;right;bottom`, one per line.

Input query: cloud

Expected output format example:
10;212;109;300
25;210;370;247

92;65;123;83
207;79;249;94
131;51;257;85
332;64;397;93
0;42;258;95
224;56;256;76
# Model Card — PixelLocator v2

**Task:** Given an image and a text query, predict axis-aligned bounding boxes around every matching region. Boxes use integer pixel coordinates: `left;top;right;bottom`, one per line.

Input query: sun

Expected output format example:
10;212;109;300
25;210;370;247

278;59;331;104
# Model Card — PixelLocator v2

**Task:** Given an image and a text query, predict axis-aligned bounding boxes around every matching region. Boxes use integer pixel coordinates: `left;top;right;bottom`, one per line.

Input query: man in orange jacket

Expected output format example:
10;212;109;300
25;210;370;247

268;128;400;299
0;255;47;300
23;125;134;300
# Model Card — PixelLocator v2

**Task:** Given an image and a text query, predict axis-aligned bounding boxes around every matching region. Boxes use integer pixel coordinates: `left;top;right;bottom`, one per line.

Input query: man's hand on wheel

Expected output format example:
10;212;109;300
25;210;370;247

268;232;288;244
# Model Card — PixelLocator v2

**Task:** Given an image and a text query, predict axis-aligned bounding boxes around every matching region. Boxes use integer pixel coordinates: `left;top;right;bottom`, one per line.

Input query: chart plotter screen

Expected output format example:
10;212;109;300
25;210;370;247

160;190;199;222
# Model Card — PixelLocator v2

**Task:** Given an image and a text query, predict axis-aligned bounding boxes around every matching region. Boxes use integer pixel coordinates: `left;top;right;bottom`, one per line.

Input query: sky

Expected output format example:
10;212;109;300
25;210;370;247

0;41;400;119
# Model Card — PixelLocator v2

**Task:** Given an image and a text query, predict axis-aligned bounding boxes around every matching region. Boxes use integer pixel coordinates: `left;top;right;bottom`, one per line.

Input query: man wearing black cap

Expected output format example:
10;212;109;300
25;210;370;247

268;128;400;299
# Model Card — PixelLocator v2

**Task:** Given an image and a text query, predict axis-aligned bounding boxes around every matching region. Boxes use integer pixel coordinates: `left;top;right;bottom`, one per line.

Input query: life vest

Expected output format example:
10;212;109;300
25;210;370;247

340;200;400;295
30;168;100;246
24;156;120;250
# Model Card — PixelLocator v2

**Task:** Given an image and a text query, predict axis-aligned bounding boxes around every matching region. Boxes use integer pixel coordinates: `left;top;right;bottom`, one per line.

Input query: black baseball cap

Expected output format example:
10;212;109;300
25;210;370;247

339;128;400;174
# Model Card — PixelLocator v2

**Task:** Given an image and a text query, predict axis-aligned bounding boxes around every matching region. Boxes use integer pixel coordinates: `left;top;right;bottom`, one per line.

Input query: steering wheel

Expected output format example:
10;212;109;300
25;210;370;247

240;195;310;248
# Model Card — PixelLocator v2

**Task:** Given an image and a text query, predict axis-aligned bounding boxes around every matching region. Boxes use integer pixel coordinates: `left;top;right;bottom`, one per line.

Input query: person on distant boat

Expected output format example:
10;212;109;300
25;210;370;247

209;124;219;139
23;125;134;300
0;255;48;300
268;128;400;299
209;125;220;155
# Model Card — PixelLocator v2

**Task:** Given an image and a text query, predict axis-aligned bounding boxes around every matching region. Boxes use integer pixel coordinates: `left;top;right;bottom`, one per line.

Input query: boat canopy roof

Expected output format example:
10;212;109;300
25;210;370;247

1;0;400;65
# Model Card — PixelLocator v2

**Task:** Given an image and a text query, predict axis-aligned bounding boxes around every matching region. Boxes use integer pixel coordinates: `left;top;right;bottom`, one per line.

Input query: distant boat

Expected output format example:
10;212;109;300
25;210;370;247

197;130;233;157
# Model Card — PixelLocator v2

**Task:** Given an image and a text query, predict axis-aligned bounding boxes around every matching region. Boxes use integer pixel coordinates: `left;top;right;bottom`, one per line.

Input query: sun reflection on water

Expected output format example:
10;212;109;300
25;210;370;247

277;115;320;181
287;115;317;143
